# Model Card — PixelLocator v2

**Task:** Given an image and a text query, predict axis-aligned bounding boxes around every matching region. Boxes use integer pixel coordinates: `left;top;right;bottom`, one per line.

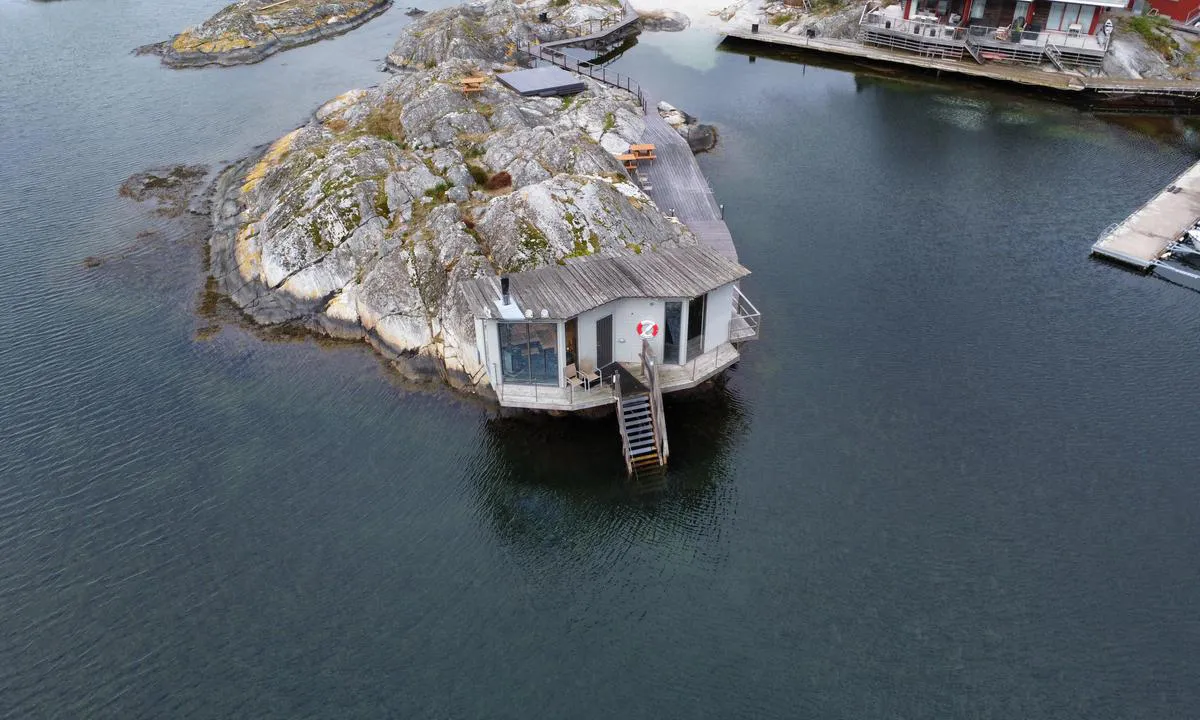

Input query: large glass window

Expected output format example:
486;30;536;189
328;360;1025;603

498;321;560;386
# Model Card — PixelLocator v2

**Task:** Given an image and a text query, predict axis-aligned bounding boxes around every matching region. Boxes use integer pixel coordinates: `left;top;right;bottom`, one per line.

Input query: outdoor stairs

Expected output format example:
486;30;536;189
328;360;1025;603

964;35;984;64
1044;42;1066;72
620;392;664;474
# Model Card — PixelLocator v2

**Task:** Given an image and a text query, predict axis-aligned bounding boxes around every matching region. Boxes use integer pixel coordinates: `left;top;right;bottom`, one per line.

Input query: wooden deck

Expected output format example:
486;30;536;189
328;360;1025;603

1092;160;1200;270
495;343;741;411
637;112;739;261
726;26;1200;101
726;27;1088;91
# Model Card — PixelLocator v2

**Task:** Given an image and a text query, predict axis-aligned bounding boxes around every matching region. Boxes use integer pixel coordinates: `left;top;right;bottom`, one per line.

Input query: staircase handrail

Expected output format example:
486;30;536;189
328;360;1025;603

640;339;668;465
613;373;632;475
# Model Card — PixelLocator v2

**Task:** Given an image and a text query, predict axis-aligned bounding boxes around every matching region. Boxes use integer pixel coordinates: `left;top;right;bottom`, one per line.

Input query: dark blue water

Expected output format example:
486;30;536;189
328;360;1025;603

2;3;1198;717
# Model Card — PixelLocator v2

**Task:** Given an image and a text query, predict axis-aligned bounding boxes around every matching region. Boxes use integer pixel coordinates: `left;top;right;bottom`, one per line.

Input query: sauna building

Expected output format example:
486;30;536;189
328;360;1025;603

459;245;760;413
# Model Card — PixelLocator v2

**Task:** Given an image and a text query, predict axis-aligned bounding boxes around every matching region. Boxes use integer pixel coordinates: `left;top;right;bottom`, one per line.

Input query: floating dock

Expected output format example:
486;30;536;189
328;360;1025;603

1091;160;1200;270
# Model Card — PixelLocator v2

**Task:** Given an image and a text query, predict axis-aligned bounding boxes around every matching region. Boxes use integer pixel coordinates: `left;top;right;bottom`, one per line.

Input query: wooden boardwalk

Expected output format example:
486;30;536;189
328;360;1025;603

637;105;739;261
1092;159;1200;269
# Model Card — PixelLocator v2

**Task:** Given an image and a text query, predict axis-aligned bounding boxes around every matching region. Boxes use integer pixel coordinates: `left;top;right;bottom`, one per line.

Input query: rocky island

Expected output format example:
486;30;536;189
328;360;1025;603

207;0;701;391
140;0;393;68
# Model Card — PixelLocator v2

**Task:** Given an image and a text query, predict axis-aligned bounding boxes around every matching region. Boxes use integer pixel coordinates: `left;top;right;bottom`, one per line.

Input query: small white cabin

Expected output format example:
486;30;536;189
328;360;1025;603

460;245;760;411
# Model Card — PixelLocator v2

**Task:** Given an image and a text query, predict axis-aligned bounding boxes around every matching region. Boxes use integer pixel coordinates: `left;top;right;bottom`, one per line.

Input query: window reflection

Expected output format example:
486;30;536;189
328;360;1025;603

498;322;559;385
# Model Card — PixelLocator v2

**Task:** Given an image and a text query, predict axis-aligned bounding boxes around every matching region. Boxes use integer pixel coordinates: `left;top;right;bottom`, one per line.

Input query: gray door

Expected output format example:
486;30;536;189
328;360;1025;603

596;314;613;369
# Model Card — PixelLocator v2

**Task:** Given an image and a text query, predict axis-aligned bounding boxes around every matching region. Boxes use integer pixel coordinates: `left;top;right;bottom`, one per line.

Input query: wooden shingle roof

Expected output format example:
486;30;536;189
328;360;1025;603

460;245;750;320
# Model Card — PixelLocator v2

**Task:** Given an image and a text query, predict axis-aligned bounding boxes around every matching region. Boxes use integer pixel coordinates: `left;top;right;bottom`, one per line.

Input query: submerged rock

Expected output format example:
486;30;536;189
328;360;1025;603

638;9;690;32
138;0;393;68
119;165;210;218
656;101;718;153
210;46;692;387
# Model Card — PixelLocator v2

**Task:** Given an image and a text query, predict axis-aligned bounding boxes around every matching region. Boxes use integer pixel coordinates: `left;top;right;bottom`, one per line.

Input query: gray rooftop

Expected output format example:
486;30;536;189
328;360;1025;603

496;66;587;97
460;245;750;320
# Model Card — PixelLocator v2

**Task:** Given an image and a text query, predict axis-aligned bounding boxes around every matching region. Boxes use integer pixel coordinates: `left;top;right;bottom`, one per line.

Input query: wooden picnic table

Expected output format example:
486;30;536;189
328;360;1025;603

629;144;656;162
460;76;487;92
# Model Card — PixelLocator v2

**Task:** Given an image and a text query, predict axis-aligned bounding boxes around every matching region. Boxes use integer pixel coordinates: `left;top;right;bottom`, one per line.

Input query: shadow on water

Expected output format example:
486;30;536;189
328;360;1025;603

466;378;747;563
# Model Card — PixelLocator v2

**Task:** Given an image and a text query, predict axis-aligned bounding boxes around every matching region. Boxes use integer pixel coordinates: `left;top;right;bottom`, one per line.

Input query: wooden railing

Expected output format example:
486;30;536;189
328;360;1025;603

640;339;669;464
613;372;633;475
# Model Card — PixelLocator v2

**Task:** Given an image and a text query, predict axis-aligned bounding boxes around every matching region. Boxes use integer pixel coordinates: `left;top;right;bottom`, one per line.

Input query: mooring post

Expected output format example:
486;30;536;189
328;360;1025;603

720;203;725;219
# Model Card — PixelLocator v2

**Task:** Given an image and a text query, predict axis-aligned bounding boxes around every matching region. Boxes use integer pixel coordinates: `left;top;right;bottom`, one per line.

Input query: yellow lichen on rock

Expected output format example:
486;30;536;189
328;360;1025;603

172;31;255;54
234;222;263;283
241;129;300;193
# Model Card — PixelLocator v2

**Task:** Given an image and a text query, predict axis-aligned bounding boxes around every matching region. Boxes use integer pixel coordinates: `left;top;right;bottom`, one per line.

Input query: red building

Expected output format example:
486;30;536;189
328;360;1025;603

1140;0;1200;23
899;0;1125;35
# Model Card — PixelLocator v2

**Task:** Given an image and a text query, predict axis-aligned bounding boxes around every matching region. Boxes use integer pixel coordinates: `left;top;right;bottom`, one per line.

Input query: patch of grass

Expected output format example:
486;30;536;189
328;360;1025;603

424;57;438;69
552;0;568;6
769;12;796;25
309;220;332;253
602;111;616;133
424;181;451;202
560;95;575;110
1127;15;1176;59
364;98;405;145
467;164;489;185
374;183;390;218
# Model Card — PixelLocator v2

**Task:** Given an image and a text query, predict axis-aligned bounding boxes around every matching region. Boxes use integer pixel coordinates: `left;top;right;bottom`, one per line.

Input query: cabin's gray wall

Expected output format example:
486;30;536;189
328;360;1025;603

703;284;736;353
481;318;501;386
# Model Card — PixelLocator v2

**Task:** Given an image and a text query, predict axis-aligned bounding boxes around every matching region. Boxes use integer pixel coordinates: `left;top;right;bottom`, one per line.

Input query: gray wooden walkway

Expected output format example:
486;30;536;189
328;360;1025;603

637;108;737;261
540;0;641;52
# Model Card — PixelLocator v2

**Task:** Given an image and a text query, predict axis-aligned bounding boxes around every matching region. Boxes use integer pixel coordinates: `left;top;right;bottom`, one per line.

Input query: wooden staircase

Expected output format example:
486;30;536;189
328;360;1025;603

613;340;669;476
621;392;662;472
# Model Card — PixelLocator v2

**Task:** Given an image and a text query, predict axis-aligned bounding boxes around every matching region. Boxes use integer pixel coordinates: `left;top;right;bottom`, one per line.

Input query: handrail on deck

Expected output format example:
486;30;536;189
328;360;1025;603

614;373;633;475
517;40;648;112
730;286;762;342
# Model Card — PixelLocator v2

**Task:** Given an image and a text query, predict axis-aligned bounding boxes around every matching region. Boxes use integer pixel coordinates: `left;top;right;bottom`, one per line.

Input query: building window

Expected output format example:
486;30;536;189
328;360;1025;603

498;322;559;385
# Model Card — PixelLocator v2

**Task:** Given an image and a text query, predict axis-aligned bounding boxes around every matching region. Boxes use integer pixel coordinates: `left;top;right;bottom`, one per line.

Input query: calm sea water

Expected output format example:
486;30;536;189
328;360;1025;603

2;1;1199;717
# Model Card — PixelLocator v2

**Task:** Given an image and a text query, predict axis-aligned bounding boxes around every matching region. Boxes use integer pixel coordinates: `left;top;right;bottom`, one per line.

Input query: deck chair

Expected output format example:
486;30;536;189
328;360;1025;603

578;364;601;389
565;363;584;388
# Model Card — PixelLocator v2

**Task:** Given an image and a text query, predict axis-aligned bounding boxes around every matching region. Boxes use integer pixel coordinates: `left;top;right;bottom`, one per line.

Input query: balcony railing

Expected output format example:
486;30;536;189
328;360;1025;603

966;23;1108;51
729;286;761;342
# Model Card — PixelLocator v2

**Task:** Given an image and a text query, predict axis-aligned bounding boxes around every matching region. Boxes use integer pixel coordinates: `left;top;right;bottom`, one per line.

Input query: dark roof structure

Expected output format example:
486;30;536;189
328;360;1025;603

460;245;750;320
496;66;587;97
